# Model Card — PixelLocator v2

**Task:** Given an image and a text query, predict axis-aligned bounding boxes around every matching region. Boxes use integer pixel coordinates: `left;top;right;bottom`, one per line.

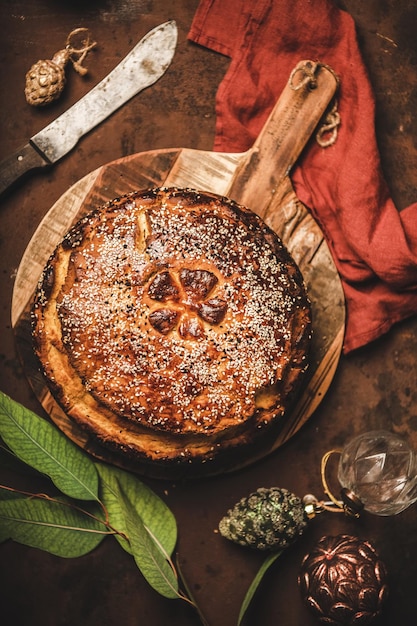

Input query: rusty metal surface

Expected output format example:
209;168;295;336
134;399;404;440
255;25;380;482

0;1;416;625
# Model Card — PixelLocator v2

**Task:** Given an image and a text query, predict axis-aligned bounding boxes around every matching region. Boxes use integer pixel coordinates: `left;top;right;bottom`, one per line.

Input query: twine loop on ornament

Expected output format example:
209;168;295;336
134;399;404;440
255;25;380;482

303;449;364;518
320;449;344;509
64;28;97;76
320;449;364;518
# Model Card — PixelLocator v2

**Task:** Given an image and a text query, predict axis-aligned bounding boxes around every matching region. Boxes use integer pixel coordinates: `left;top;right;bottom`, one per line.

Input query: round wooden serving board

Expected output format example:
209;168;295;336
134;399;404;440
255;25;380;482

11;62;345;477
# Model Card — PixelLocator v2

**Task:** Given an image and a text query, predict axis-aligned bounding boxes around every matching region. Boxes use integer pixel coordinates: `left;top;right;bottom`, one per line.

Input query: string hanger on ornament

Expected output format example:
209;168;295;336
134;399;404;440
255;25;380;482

25;27;97;107
302;448;365;519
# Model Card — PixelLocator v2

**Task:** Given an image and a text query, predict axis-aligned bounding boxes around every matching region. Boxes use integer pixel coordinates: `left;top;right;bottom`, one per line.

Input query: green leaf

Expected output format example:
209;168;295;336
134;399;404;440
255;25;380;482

96;463;177;556
0;496;107;557
238;551;283;626
114;478;180;599
0;391;98;501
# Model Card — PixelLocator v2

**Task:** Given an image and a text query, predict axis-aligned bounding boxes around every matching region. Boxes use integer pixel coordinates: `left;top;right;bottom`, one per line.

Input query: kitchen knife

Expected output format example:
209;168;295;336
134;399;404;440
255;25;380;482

0;20;178;197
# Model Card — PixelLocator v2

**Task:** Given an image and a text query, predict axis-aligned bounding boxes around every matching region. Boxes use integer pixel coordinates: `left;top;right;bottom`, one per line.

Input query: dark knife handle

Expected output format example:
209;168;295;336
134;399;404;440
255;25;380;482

0;142;50;198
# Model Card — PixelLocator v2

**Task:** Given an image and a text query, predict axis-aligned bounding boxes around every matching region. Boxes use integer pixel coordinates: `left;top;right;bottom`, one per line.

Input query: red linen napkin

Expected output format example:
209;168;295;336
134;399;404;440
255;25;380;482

188;0;417;353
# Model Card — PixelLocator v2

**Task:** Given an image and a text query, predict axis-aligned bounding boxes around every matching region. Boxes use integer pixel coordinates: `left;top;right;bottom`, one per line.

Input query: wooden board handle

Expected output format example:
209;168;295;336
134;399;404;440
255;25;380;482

226;61;339;213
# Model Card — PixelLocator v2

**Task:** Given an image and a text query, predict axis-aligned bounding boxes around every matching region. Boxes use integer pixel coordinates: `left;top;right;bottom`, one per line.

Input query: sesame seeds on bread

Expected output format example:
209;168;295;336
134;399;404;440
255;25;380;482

32;187;312;477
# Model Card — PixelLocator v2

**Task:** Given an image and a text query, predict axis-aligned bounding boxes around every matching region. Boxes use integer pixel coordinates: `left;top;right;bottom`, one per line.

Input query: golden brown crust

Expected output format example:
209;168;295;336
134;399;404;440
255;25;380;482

32;187;311;475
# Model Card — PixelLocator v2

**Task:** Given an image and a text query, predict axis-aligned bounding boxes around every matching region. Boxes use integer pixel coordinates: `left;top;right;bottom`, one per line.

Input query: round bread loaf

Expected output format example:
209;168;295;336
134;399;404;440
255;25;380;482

32;187;312;477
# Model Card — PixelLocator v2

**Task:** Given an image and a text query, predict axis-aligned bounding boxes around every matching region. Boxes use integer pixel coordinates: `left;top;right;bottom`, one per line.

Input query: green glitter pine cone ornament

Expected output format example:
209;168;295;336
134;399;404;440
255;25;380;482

218;487;309;551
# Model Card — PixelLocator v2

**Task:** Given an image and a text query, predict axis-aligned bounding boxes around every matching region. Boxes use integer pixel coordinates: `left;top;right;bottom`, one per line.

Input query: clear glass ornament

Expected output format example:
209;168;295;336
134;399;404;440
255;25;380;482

337;430;417;516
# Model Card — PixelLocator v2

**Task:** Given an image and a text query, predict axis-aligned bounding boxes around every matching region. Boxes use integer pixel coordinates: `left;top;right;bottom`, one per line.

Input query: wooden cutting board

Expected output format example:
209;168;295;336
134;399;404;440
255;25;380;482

11;62;345;475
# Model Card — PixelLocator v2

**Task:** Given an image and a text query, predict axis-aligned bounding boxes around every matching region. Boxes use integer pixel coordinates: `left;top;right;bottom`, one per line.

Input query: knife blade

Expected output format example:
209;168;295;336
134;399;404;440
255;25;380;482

0;20;177;197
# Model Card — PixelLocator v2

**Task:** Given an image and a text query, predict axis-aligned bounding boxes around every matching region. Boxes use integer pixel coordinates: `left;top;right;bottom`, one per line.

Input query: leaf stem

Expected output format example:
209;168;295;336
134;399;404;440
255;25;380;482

175;555;210;624
0;514;113;535
0;483;119;536
143;522;200;607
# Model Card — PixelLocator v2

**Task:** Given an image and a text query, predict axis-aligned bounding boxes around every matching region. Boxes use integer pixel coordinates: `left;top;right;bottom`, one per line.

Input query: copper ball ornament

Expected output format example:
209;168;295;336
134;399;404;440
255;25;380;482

298;534;388;625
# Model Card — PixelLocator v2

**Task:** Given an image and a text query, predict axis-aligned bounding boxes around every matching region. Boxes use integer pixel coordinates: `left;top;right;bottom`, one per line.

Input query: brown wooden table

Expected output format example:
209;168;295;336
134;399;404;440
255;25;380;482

1;2;416;625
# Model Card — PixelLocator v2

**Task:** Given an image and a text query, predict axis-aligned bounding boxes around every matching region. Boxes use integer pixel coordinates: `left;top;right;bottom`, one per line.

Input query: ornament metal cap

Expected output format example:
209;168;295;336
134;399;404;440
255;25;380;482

340;487;364;517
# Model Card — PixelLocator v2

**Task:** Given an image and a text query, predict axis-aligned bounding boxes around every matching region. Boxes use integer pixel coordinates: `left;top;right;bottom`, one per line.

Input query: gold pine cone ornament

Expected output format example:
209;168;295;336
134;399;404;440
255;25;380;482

25;28;96;107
